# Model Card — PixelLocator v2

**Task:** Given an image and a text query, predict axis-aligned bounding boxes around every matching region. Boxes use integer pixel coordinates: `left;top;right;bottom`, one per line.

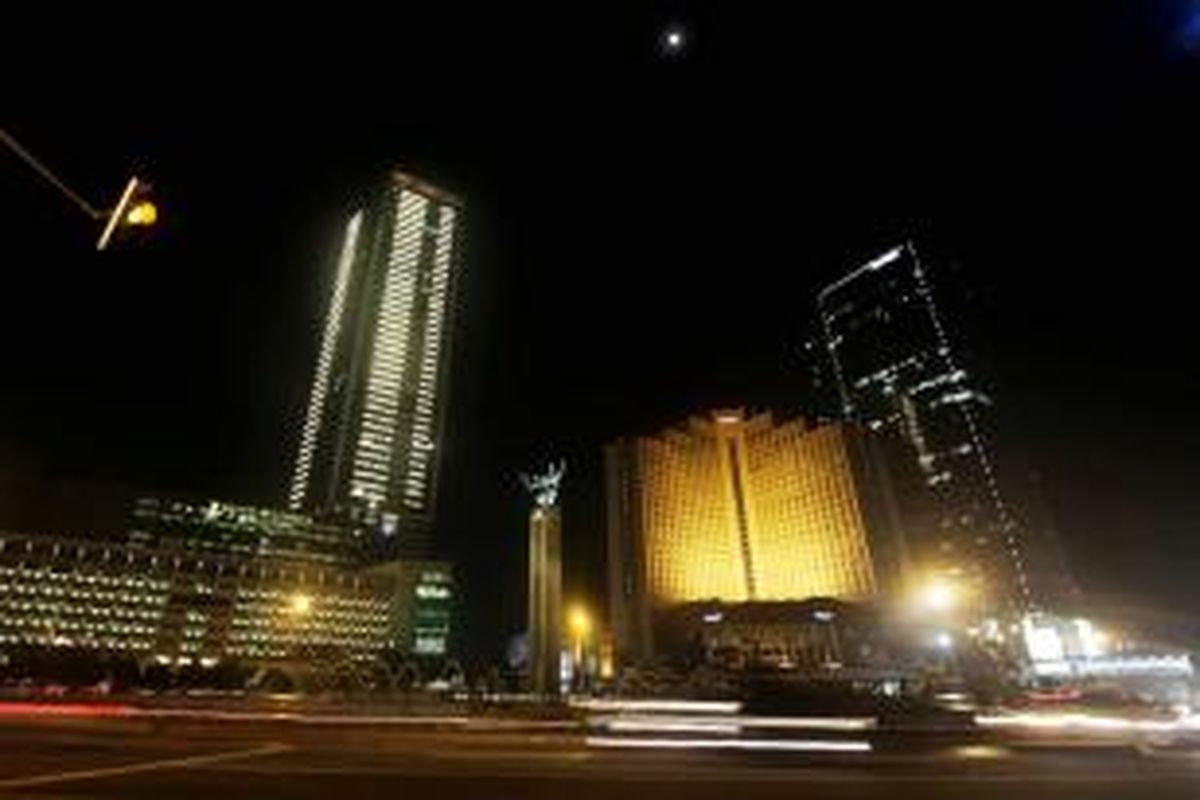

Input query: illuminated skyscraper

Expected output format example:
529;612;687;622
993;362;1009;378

605;410;900;662
815;242;1030;611
289;172;461;558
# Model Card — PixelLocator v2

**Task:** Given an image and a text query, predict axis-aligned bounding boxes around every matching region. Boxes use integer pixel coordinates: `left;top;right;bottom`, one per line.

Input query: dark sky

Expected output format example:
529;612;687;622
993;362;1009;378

3;3;1199;659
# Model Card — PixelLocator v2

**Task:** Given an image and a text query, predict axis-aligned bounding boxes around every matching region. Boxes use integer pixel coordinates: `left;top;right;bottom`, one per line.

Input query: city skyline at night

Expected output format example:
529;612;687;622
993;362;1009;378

3;5;1199;665
3;7;1200;794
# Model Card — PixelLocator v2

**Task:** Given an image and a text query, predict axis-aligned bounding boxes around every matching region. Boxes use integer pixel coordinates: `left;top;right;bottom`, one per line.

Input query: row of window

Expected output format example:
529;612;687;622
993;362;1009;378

230;610;388;626
1;585;168;606
0;566;169;591
235;589;382;609
1;547;362;586
0;601;163;619
226;645;379;662
225;631;384;647
0;618;157;635
0;633;153;649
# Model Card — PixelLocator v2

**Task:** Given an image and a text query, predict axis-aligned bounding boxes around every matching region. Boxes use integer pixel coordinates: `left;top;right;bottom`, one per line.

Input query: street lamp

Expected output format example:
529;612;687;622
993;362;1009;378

918;578;958;614
568;606;591;637
0;127;159;250
567;606;591;692
96;176;158;251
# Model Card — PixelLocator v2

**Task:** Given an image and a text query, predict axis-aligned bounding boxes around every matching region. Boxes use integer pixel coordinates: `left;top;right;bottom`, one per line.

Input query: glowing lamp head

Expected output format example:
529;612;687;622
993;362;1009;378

125;200;157;226
288;593;313;616
568;606;591;637
920;579;957;613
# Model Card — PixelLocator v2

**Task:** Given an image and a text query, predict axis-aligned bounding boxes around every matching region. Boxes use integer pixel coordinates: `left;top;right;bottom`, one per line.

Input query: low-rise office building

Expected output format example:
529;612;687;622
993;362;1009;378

0;530;452;669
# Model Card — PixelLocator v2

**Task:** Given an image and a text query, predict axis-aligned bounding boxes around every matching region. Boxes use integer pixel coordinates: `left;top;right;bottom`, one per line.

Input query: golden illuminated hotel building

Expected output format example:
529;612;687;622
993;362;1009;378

605;410;903;661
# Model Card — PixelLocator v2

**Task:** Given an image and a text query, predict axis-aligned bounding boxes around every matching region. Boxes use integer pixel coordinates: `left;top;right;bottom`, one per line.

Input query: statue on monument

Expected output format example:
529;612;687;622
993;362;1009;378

520;460;566;510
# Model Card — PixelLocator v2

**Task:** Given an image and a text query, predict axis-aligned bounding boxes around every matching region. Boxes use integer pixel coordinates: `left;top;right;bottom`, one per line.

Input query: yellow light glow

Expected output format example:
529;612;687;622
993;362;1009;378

288;593;312;615
568;606;591;637
919;579;957;612
125;201;157;226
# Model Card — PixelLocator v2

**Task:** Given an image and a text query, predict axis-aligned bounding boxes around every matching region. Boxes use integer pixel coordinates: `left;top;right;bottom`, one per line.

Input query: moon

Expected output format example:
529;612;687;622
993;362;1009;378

662;25;686;54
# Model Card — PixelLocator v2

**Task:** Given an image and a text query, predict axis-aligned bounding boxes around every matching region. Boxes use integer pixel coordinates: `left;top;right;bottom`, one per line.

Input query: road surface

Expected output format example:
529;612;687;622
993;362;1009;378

0;712;1197;798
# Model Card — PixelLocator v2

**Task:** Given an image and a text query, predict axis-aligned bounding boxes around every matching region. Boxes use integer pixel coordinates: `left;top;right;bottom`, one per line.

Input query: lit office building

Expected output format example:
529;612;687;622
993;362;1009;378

127;497;359;565
605;410;900;662
0;531;453;667
814;242;1029;611
288;172;462;558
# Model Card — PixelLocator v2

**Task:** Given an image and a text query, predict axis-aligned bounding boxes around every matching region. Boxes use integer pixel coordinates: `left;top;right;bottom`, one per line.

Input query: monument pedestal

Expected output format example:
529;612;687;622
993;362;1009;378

527;506;562;696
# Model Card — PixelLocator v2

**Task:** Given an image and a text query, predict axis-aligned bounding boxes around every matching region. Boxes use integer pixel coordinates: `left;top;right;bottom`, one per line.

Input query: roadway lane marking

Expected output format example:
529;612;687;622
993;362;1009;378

0;742;291;789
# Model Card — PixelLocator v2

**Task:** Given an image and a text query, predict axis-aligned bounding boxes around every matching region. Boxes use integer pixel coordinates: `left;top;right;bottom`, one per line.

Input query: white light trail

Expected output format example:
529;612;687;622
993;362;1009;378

585;736;872;753
589;714;876;733
739;715;876;731
598;718;741;735
571;698;742;715
975;711;1186;734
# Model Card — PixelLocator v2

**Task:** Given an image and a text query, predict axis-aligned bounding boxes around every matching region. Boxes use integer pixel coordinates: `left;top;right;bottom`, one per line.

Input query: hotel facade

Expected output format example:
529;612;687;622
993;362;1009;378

605;410;902;662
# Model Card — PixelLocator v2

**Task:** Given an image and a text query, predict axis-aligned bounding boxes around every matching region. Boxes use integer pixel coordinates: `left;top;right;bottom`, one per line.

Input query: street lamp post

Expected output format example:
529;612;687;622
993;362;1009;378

567;606;591;693
911;576;966;679
95;175;157;250
0;127;157;250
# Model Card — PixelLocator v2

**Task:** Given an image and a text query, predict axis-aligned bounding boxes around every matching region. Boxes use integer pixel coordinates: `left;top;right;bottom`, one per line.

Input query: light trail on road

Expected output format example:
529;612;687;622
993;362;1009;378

586;735;873;753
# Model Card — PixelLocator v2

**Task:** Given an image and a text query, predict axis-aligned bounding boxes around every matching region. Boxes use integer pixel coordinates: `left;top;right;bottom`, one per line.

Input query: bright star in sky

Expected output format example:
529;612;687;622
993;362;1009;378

662;25;686;54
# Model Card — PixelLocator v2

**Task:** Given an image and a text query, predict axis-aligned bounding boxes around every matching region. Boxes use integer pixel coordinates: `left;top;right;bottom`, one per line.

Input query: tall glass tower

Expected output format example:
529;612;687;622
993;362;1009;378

815;242;1030;613
289;172;461;559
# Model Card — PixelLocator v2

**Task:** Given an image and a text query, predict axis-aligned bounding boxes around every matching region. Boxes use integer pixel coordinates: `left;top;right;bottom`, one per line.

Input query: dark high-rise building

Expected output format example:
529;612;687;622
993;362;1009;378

288;172;462;559
815;242;1030;613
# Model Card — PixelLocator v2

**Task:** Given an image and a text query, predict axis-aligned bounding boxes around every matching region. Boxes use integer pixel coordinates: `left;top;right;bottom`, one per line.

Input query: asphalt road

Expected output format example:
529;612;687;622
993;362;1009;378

1;715;1198;799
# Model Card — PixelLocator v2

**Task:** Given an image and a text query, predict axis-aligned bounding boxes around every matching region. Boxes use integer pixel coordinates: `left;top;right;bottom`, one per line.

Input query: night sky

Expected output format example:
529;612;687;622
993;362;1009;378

3;3;1199;660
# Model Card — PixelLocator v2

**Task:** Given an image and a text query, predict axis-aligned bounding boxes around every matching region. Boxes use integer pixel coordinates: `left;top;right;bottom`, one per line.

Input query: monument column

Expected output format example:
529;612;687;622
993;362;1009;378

523;462;565;697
